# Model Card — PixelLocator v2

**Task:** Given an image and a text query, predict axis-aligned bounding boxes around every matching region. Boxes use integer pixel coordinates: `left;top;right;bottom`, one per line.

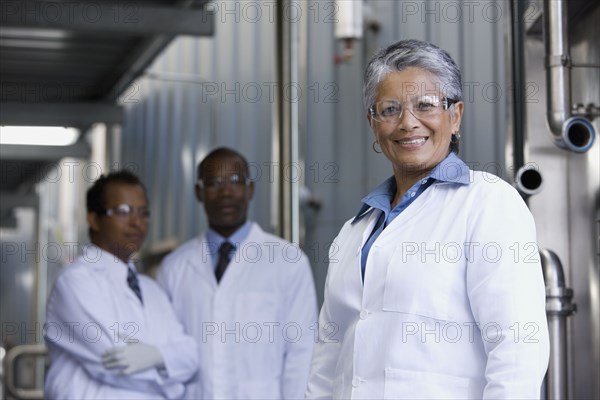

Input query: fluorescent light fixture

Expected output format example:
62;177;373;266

0;126;79;146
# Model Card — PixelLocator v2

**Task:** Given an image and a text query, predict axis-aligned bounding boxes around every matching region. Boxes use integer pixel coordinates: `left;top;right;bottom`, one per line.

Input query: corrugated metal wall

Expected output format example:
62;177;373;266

121;13;276;246
119;0;507;303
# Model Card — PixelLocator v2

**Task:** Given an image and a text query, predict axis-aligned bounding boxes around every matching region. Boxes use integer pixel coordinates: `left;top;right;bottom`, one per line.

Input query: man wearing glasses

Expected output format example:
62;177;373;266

44;170;199;399
157;147;318;399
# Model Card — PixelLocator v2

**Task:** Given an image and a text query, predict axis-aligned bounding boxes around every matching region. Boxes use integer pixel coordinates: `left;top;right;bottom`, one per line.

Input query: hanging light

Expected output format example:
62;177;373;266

0;126;80;146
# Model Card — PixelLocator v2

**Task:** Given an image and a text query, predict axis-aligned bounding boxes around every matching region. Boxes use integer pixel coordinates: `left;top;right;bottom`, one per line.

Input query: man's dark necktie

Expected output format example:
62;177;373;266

127;267;143;304
215;241;235;283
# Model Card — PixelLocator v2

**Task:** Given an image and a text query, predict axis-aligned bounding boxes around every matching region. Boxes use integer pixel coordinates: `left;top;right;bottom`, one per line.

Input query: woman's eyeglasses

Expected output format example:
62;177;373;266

369;95;458;124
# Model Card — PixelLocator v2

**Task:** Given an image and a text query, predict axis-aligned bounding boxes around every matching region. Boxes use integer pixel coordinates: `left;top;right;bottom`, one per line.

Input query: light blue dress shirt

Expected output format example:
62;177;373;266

206;220;252;269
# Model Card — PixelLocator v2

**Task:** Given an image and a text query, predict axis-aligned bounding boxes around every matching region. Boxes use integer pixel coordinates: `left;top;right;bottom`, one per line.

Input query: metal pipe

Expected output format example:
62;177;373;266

514;165;543;199
543;0;596;153
3;344;47;399
540;249;577;400
510;0;527;172
274;0;300;243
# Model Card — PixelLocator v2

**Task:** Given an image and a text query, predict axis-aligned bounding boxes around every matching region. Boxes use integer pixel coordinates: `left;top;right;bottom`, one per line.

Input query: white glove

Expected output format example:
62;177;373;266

102;342;164;375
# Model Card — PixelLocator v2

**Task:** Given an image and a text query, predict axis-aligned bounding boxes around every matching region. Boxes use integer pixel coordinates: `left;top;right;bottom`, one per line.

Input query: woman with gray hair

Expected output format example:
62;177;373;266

305;39;549;399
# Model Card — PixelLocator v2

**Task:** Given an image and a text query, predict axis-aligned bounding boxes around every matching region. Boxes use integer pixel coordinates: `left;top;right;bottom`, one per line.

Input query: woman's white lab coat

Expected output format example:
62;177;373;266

44;246;199;399
157;222;318;399
306;171;550;399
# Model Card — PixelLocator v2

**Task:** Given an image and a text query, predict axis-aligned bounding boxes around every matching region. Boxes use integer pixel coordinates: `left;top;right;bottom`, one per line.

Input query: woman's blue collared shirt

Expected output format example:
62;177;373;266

353;153;470;281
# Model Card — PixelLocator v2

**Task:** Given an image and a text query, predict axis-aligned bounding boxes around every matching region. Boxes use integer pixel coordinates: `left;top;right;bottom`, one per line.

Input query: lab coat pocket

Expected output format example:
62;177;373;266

382;244;454;321
384;368;470;399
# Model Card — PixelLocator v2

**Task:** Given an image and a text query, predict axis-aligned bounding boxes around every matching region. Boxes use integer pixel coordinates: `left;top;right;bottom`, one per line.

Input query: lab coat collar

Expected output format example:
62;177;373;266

85;244;137;285
188;222;265;285
430;152;471;185
81;245;146;305
203;221;263;251
206;220;252;255
352;153;470;224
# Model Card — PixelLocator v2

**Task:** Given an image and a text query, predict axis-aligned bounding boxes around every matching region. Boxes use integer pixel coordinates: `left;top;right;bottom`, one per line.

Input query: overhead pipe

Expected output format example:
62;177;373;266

540;249;577;400
543;0;595;153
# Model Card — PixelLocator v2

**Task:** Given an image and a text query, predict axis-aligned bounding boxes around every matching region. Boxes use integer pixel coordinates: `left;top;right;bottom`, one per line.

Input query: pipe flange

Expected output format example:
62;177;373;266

545;54;572;68
546;303;577;316
557;116;596;153
546;287;573;298
514;165;543;197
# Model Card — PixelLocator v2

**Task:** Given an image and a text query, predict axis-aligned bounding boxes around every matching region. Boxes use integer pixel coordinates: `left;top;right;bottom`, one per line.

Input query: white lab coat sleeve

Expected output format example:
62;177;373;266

305;239;344;400
281;253;318;399
155;249;187;300
45;271;181;397
155;258;173;298
465;182;550;398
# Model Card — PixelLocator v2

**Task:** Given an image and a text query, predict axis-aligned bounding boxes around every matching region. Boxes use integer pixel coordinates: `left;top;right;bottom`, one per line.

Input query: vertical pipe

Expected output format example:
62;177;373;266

275;0;300;243
34;187;46;391
540;249;577;399
510;0;527;174
547;315;569;399
543;0;570;137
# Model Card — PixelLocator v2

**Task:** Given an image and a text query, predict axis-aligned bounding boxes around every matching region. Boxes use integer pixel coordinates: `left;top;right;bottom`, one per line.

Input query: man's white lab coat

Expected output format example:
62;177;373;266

44;246;199;399
157;222;318;399
306;171;550;399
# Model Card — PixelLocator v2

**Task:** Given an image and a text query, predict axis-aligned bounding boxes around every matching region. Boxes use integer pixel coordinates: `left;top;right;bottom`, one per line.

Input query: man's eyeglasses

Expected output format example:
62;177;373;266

369;95;458;124
198;174;251;190
100;204;151;220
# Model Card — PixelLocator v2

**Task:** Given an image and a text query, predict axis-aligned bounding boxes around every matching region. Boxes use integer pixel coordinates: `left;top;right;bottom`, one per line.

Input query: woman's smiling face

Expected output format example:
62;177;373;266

368;67;463;179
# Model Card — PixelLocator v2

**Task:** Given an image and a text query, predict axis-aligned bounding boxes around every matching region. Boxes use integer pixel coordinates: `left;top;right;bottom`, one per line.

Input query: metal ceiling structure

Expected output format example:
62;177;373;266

0;0;214;226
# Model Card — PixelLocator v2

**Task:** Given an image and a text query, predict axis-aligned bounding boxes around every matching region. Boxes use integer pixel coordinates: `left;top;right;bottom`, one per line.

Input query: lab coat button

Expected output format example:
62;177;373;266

352;377;360;387
359;309;368;320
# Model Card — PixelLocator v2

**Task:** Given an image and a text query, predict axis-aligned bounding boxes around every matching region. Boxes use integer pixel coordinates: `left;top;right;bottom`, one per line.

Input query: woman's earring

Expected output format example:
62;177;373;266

372;141;382;154
451;132;461;144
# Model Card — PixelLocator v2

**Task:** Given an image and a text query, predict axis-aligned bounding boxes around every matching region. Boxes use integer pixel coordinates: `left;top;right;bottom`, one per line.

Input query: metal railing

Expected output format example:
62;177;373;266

3;344;46;400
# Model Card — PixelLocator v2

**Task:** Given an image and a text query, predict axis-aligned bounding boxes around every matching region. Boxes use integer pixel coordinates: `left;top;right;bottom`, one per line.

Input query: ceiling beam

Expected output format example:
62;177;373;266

0;211;17;228
0;141;90;161
102;35;173;100
0;193;38;227
0;102;123;126
0;2;215;36
0;192;39;209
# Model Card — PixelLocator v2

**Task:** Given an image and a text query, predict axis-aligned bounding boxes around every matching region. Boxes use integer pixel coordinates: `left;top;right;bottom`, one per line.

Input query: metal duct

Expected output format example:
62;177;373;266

540;249;577;399
543;0;596;153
